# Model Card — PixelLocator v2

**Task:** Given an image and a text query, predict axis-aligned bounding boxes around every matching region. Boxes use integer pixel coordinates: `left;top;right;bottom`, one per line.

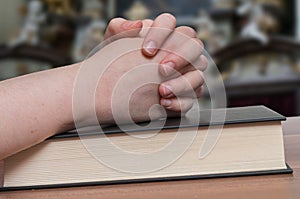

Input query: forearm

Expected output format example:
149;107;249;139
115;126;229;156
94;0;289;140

0;64;79;159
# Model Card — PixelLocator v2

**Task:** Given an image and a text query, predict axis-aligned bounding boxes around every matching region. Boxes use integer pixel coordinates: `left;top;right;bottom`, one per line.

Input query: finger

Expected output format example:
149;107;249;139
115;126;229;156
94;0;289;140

160;97;194;112
142;13;176;56
157;26;198;76
175;26;197;38
159;70;205;98
159;38;204;76
177;55;208;75
195;86;204;98
139;19;154;37
104;18;142;40
159;26;197;52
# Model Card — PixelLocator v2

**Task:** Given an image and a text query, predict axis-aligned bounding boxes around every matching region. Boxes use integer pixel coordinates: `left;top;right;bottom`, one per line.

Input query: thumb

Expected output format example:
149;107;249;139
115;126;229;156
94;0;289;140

104;18;143;41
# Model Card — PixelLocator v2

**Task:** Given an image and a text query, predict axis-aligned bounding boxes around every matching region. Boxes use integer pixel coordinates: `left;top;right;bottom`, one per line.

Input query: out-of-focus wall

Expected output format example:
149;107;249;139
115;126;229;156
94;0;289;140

0;0;23;43
297;0;300;40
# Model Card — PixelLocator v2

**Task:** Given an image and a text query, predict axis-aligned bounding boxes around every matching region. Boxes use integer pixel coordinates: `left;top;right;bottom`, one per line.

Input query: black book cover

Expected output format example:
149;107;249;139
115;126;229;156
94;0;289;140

52;105;286;139
0;164;293;191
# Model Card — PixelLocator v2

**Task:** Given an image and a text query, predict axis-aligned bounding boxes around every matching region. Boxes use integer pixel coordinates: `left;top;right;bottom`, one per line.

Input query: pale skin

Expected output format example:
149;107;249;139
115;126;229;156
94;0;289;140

0;14;206;160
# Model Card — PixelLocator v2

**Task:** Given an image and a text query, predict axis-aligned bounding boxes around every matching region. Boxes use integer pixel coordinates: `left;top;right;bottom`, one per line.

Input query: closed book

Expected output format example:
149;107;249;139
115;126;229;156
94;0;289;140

1;105;292;191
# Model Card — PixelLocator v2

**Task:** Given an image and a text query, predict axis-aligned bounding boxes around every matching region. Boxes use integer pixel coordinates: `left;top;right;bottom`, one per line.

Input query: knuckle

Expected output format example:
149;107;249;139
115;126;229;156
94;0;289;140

197;39;204;49
174;101;182;112
196;70;205;84
176;26;197;38
107;17;123;32
142;19;154;27
186;38;203;56
181;99;193;112
158;13;176;26
193;38;204;52
201;55;208;71
160;13;176;21
182;77;192;92
198;86;204;97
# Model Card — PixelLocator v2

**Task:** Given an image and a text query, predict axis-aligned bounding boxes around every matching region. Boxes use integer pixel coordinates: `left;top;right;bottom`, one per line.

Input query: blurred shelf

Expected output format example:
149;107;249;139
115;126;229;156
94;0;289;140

209;36;300;116
0;44;71;67
176;9;236;27
224;76;300;97
212;36;300;65
209;9;236;20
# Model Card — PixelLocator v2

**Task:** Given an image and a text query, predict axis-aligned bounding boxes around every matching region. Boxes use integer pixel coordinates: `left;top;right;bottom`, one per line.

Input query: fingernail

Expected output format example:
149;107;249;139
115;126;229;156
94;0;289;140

162;84;172;96
162;62;175;76
161;99;172;107
144;40;157;55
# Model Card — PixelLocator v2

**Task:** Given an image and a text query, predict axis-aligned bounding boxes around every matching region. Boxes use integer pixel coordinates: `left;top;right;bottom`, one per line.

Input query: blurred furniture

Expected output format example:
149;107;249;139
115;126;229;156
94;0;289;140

0;44;71;80
0;116;299;198
0;44;70;66
212;36;300;116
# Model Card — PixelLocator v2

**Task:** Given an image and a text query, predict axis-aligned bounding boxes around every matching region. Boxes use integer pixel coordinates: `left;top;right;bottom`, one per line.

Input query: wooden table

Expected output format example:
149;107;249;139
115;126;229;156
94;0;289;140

1;117;299;199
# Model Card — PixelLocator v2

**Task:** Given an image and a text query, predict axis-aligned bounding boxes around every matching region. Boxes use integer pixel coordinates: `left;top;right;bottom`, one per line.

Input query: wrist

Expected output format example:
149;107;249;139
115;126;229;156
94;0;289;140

54;63;80;133
68;62;114;129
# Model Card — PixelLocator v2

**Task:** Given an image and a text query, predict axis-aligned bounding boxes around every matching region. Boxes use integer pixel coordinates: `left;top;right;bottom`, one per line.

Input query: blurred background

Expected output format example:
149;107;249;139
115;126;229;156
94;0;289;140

0;0;299;116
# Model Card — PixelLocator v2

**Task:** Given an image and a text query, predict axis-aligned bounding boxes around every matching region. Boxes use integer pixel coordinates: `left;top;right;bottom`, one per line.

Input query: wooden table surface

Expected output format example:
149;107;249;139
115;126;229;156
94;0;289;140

0;117;299;199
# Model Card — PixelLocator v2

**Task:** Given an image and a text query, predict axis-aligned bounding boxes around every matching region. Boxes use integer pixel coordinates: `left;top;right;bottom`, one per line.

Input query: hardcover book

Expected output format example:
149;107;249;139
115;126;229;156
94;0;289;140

1;106;292;191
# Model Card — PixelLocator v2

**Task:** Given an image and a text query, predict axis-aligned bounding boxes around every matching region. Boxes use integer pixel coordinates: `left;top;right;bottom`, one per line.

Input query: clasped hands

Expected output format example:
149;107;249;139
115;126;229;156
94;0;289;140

79;13;207;125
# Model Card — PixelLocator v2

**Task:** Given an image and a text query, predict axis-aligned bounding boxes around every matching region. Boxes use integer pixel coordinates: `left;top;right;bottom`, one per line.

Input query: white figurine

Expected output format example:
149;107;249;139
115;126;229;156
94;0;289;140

124;0;150;20
73;0;106;61
12;0;45;45
74;20;106;61
212;0;236;9
237;0;269;44
194;9;215;42
82;0;104;19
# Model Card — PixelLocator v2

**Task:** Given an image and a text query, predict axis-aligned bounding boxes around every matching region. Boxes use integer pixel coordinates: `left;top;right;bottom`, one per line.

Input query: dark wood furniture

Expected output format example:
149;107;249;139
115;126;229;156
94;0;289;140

0;117;299;198
0;44;71;67
212;37;300;116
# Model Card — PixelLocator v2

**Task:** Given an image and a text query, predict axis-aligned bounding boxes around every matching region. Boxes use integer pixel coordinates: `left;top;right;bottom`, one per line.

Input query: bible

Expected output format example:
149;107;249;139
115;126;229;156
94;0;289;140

1;106;292;191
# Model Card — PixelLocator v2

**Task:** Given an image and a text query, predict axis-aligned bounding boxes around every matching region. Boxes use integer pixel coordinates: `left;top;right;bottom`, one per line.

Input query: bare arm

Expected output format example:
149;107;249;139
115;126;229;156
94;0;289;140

0;64;78;159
